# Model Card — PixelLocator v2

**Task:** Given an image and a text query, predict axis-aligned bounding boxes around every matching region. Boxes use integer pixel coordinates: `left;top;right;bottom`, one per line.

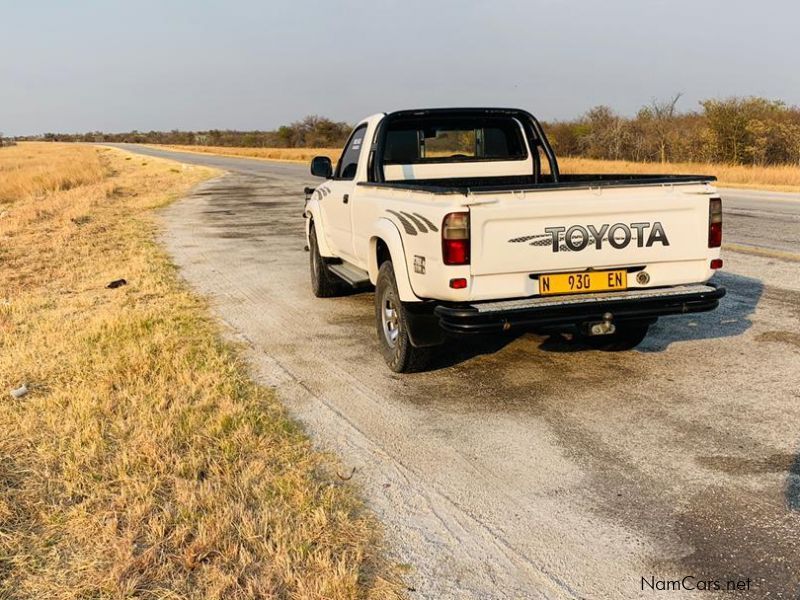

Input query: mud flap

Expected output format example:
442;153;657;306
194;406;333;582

404;302;446;347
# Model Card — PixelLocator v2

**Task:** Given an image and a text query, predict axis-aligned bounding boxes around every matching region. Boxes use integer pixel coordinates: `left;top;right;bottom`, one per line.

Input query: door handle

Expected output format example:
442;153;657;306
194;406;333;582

343;194;349;204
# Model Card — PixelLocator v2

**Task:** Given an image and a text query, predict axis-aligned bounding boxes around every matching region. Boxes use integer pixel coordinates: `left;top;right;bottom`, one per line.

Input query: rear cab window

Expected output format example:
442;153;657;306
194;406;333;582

383;116;528;164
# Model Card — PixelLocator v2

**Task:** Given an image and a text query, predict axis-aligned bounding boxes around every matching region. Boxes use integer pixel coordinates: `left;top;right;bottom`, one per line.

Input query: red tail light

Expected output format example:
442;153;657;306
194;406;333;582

709;198;722;248
442;212;470;265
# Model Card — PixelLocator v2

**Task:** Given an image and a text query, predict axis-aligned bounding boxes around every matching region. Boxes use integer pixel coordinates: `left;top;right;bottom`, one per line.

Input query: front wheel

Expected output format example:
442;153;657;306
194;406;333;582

582;320;652;351
375;261;432;373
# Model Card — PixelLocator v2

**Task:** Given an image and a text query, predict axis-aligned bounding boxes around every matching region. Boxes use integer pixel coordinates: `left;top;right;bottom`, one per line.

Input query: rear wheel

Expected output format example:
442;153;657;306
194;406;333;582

375;261;432;373
583;320;651;351
309;223;342;298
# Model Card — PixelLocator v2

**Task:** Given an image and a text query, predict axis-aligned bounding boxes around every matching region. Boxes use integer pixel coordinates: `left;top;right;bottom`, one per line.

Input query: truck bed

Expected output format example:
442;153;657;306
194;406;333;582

359;173;716;195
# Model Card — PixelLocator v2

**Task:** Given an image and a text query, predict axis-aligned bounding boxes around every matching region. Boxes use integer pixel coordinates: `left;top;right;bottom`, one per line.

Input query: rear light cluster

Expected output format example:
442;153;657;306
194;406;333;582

442;212;470;265
708;198;722;248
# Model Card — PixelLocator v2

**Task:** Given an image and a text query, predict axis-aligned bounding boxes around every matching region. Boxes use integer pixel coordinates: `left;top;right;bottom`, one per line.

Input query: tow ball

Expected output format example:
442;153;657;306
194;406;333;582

587;312;616;336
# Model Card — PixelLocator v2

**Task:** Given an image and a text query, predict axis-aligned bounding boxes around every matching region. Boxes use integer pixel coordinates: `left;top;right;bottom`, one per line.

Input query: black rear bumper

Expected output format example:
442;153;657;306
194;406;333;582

433;283;726;335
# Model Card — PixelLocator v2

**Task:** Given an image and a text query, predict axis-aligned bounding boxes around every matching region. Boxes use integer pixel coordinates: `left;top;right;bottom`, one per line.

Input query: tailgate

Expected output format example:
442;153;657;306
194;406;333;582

469;184;712;276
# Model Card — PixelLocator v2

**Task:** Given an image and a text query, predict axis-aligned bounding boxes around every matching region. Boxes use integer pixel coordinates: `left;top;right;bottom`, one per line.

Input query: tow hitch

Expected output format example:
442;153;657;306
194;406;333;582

587;312;616;336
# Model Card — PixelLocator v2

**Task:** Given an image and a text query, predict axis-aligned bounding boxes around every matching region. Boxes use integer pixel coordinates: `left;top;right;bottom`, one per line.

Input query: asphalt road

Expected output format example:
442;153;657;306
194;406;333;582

105;144;800;259
112;144;800;599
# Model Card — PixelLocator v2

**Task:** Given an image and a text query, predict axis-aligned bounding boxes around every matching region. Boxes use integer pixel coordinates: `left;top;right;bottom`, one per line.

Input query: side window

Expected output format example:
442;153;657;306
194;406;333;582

336;125;367;180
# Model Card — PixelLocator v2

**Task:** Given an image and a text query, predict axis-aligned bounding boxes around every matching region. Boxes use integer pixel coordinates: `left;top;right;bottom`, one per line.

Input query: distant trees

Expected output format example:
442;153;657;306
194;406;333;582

0;131;17;147
545;95;800;166
700;97;800;165
645;93;682;163
277;116;352;147
21;116;354;149
16;97;800;166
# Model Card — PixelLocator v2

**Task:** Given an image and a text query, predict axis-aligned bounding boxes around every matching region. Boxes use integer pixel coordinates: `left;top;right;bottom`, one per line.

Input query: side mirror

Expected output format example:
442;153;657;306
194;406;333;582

310;156;333;178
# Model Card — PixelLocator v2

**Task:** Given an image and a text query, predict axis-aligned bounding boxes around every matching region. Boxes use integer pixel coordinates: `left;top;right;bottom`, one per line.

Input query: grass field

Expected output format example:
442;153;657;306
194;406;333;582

156;144;800;192
157;144;339;164
557;157;800;192
0;143;402;599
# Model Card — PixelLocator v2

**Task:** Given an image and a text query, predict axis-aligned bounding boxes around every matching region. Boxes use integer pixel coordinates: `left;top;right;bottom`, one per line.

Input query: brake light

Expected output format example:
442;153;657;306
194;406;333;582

709;198;722;248
442;212;470;265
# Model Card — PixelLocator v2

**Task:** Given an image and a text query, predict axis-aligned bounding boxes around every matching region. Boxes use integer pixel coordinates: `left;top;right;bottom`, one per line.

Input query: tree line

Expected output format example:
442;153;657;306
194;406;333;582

13;96;800;165
546;95;800;165
0;132;17;147
19;115;353;150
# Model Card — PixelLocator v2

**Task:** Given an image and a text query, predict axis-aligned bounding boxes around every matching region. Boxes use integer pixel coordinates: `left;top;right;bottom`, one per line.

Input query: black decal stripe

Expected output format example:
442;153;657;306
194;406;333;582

509;234;549;243
387;210;418;236
401;211;428;233
412;213;439;232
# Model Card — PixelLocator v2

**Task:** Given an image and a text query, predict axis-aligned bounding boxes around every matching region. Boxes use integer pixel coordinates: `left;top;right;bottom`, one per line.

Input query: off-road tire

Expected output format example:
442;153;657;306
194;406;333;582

309;224;342;298
375;261;432;373
583;320;651;351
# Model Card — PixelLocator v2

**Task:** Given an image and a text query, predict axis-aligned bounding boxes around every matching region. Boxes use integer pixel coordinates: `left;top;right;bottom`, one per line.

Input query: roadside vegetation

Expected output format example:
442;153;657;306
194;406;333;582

0;143;105;202
557;157;800;192
11;96;800;191
156;144;339;164
0;143;402;599
147;144;800;192
18;95;800;167
25;115;353;149
548;95;800;166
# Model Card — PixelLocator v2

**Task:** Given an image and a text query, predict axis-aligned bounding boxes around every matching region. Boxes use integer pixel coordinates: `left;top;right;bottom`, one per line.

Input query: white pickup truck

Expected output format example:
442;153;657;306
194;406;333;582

303;108;725;372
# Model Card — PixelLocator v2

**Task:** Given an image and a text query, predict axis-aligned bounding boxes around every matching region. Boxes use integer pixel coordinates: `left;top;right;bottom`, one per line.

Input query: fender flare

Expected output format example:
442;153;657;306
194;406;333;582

304;199;335;257
369;219;420;303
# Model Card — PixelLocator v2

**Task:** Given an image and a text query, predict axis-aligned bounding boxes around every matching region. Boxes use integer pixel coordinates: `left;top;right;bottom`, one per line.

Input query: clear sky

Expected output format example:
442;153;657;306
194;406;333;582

2;0;798;135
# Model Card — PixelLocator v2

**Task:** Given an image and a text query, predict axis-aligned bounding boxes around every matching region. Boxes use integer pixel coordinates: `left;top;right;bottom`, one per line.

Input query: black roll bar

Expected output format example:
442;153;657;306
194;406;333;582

368;108;560;184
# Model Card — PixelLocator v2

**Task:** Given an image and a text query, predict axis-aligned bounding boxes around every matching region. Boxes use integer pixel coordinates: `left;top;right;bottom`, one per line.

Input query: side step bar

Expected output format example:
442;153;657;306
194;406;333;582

329;262;371;288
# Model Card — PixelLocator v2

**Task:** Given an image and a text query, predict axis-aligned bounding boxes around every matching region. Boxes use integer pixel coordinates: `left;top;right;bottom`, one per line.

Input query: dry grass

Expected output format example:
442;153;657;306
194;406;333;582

0;143;106;203
557;157;800;192
156;145;341;164
154;145;800;192
0;142;403;599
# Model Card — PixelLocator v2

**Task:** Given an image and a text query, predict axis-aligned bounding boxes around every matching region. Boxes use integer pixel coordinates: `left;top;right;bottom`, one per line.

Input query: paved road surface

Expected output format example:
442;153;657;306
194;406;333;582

106;144;800;259
111;144;800;599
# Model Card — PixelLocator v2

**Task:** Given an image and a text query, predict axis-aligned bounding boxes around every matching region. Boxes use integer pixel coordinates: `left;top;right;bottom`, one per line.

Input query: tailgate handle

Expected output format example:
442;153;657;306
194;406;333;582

342;194;349;204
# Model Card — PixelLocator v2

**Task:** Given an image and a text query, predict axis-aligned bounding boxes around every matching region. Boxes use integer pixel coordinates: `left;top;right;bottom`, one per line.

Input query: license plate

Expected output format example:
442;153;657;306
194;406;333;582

538;270;627;295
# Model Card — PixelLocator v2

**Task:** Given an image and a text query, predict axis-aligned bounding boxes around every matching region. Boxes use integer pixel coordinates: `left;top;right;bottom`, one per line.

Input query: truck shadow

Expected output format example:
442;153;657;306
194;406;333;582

789;452;800;512
538;271;763;354
428;272;763;368
635;271;763;352
427;332;529;370
697;451;800;512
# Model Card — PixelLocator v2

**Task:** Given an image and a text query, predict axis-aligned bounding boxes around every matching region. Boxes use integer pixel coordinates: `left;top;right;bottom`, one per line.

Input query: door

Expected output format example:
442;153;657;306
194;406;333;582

321;124;367;260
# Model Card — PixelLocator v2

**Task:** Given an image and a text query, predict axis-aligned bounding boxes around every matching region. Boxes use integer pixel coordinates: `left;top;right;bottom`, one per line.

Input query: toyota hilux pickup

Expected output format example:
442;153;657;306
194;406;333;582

303;108;725;372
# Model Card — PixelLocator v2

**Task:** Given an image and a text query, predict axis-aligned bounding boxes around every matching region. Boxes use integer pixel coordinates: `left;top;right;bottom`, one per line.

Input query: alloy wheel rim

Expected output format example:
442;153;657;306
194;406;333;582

381;289;400;347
